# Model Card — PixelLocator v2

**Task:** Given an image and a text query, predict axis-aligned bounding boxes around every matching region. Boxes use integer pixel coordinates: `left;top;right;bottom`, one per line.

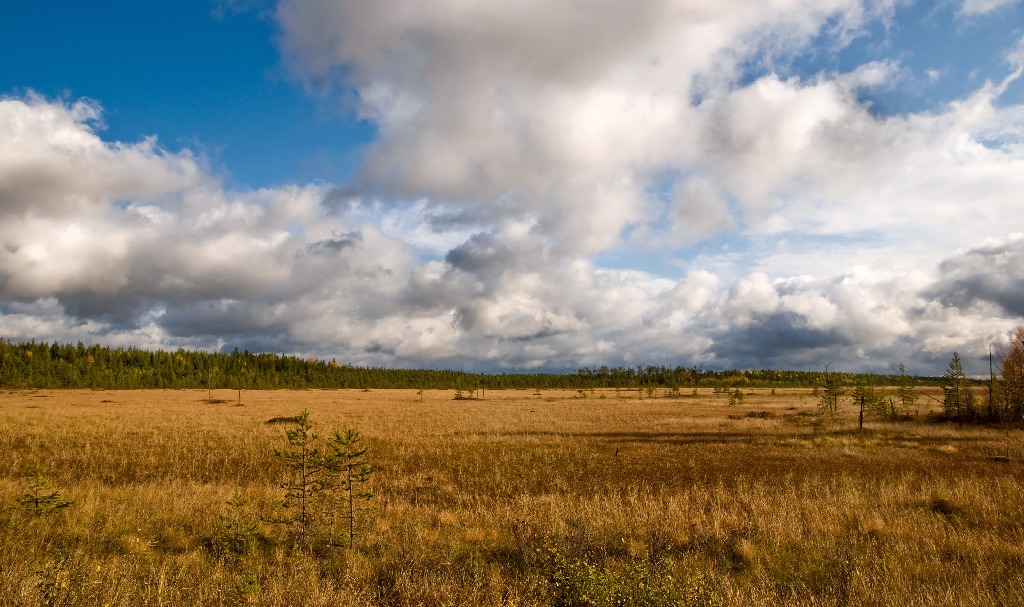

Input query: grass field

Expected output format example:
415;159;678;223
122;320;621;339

1;387;1023;606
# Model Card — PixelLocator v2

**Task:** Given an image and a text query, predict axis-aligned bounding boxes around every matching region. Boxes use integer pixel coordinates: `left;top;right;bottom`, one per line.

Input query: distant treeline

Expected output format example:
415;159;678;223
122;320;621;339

0;339;943;391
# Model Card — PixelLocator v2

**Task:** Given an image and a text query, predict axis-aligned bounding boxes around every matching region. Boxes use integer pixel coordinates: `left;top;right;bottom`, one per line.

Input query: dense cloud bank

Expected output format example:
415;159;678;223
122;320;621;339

2;1;1024;375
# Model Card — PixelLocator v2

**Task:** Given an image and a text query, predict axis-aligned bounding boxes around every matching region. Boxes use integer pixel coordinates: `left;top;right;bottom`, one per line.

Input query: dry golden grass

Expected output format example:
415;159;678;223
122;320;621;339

1;387;1023;605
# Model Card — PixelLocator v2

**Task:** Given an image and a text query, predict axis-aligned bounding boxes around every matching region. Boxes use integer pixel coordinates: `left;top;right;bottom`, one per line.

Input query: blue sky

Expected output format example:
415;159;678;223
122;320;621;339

1;2;374;188
1;0;1023;375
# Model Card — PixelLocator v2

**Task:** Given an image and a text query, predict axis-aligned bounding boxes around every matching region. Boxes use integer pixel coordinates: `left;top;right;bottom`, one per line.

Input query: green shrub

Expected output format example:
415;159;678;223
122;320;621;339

541;545;723;607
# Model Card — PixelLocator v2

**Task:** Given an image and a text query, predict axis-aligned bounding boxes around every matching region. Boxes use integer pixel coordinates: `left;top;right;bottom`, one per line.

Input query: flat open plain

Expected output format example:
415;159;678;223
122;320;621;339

1;387;1022;606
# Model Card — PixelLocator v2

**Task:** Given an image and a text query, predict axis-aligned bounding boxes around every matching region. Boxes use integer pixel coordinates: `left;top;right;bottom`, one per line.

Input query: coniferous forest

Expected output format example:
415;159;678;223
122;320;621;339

0;338;941;391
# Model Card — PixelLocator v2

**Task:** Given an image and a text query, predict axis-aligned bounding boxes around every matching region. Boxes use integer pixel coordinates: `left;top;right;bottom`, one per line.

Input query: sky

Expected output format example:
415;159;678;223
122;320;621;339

1;0;1023;376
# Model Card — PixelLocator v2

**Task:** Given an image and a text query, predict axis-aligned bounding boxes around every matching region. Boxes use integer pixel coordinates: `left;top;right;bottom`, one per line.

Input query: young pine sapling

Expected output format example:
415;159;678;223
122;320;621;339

275;409;328;547
327;428;373;549
17;465;73;515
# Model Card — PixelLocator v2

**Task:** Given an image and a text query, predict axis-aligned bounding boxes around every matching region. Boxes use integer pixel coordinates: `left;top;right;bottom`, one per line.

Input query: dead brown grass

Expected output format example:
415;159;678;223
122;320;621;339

1;387;1023;605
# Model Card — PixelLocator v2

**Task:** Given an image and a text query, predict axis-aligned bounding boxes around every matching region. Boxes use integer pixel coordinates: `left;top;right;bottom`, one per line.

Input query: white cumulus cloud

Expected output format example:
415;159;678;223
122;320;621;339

2;0;1024;376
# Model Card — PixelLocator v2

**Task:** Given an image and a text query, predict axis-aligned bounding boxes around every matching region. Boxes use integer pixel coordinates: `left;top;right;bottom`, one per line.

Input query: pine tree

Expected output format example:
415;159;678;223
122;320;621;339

818;363;844;414
16;466;72;515
274;409;327;547
1001;327;1024;421
326;428;373;549
216;489;262;557
852;380;890;426
943;353;969;423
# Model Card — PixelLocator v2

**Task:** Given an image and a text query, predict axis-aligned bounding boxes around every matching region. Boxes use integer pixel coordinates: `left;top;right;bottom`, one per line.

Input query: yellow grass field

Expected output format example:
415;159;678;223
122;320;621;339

2;387;1023;606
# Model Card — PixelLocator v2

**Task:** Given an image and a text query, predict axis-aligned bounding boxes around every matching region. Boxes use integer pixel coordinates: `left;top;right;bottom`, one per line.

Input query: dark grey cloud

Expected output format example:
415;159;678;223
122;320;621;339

425;207;489;232
444;225;550;276
320;187;360;214
707;311;854;370
926;236;1024;316
159;299;289;338
306;231;362;256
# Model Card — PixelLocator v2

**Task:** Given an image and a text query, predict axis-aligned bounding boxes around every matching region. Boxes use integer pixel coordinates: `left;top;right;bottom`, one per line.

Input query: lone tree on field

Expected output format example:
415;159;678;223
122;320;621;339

327;428;373;549
819;362;844;414
852;380;885;428
275;409;328;547
1001;327;1024;421
943;352;971;423
896;362;917;416
16;465;72;515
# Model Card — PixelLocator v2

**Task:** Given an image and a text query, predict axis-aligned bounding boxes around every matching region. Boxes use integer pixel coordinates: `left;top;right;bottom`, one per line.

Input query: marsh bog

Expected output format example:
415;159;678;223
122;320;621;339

1;387;1022;606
